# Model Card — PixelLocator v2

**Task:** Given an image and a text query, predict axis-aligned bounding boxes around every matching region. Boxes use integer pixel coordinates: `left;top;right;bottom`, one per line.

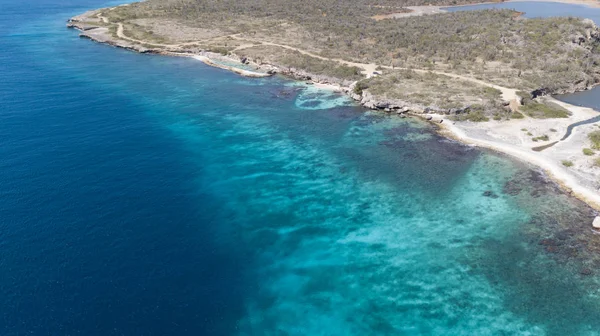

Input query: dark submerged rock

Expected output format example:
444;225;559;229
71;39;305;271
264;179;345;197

482;190;499;198
503;180;523;196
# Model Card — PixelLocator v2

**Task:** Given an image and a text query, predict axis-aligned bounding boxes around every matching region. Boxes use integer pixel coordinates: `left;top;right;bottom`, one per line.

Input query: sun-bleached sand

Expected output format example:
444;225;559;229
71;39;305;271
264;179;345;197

435;100;600;211
310;82;345;92
191;55;272;78
71;3;600;214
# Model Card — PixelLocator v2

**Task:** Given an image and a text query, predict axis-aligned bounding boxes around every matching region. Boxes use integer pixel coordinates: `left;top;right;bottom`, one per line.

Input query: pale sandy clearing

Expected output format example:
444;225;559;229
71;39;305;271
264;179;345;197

436;99;600;210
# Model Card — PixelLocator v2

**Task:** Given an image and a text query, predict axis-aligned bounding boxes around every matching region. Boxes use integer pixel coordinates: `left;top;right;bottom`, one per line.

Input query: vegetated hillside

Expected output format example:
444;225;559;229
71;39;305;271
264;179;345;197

112;1;600;94
92;1;600;119
128;0;502;22
358;69;507;118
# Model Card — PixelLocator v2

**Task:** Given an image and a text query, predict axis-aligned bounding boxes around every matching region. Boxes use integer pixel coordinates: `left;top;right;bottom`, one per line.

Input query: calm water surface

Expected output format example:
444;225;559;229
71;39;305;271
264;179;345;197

2;0;600;335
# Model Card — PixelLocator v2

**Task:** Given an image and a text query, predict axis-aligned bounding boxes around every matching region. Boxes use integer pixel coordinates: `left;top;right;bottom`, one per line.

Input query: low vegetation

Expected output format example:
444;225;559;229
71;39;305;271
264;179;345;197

84;0;600;120
206;46;231;55
583;148;595;156
116;1;600;92
107;25;118;38
532;135;550;142
562;160;574;167
122;23;169;44
453;108;490;122
238;45;363;81
520;100;570;119
511;112;525;119
590;131;600;149
280;52;363;80
360;70;506;115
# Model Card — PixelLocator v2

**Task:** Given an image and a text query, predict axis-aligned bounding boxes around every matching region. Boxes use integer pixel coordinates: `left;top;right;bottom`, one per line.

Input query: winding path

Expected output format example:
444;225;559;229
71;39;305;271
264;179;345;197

98;13;239;48
229;36;520;104
229;36;380;76
114;22;206;48
98;13;520;106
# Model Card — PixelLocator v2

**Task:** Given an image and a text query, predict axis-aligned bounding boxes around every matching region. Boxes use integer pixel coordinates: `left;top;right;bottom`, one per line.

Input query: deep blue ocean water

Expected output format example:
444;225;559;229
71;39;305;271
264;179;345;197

3;1;600;335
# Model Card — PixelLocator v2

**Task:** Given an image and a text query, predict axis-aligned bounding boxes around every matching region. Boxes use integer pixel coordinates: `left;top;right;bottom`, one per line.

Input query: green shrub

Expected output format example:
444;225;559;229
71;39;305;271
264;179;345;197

520;101;570;118
583;148;594;156
589;131;600;149
516;91;532;100
595;157;600;167
335;65;363;79
208;46;230;55
562;160;574;167
532;135;549;142
279;52;364;80
353;81;369;95
108;24;118;38
483;87;502;98
463;111;490;122
511;112;525;119
141;43;161;48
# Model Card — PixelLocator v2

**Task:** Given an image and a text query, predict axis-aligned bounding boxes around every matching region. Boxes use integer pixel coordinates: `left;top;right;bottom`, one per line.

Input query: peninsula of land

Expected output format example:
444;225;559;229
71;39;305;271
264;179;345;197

68;0;600;212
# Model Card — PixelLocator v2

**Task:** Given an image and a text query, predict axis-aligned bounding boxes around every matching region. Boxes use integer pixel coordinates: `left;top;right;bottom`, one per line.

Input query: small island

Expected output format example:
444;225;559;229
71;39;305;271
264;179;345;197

68;0;600;210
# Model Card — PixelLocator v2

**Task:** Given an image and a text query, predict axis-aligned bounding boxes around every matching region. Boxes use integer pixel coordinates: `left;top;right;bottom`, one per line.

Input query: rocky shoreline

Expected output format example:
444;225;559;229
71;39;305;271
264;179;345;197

66;13;467;118
67;10;600;120
67;9;600;220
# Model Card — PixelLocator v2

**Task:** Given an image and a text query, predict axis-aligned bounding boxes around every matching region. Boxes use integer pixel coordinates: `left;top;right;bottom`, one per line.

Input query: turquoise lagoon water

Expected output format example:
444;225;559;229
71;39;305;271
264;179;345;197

2;0;600;335
445;1;600;22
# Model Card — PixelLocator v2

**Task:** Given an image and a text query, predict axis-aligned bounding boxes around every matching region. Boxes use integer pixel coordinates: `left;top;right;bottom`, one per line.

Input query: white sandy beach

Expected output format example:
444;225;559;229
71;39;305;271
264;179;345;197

437;100;600;210
191;55;272;78
71;1;600;213
193;50;600;213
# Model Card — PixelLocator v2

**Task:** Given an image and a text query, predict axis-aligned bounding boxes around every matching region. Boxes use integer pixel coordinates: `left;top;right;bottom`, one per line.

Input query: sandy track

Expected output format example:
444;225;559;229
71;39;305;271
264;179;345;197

230;36;380;76
230;36;520;104
97;11;520;106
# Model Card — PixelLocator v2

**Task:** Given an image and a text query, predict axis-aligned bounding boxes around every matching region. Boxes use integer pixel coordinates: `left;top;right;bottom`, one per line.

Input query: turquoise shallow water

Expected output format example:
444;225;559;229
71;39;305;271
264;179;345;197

2;0;600;335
